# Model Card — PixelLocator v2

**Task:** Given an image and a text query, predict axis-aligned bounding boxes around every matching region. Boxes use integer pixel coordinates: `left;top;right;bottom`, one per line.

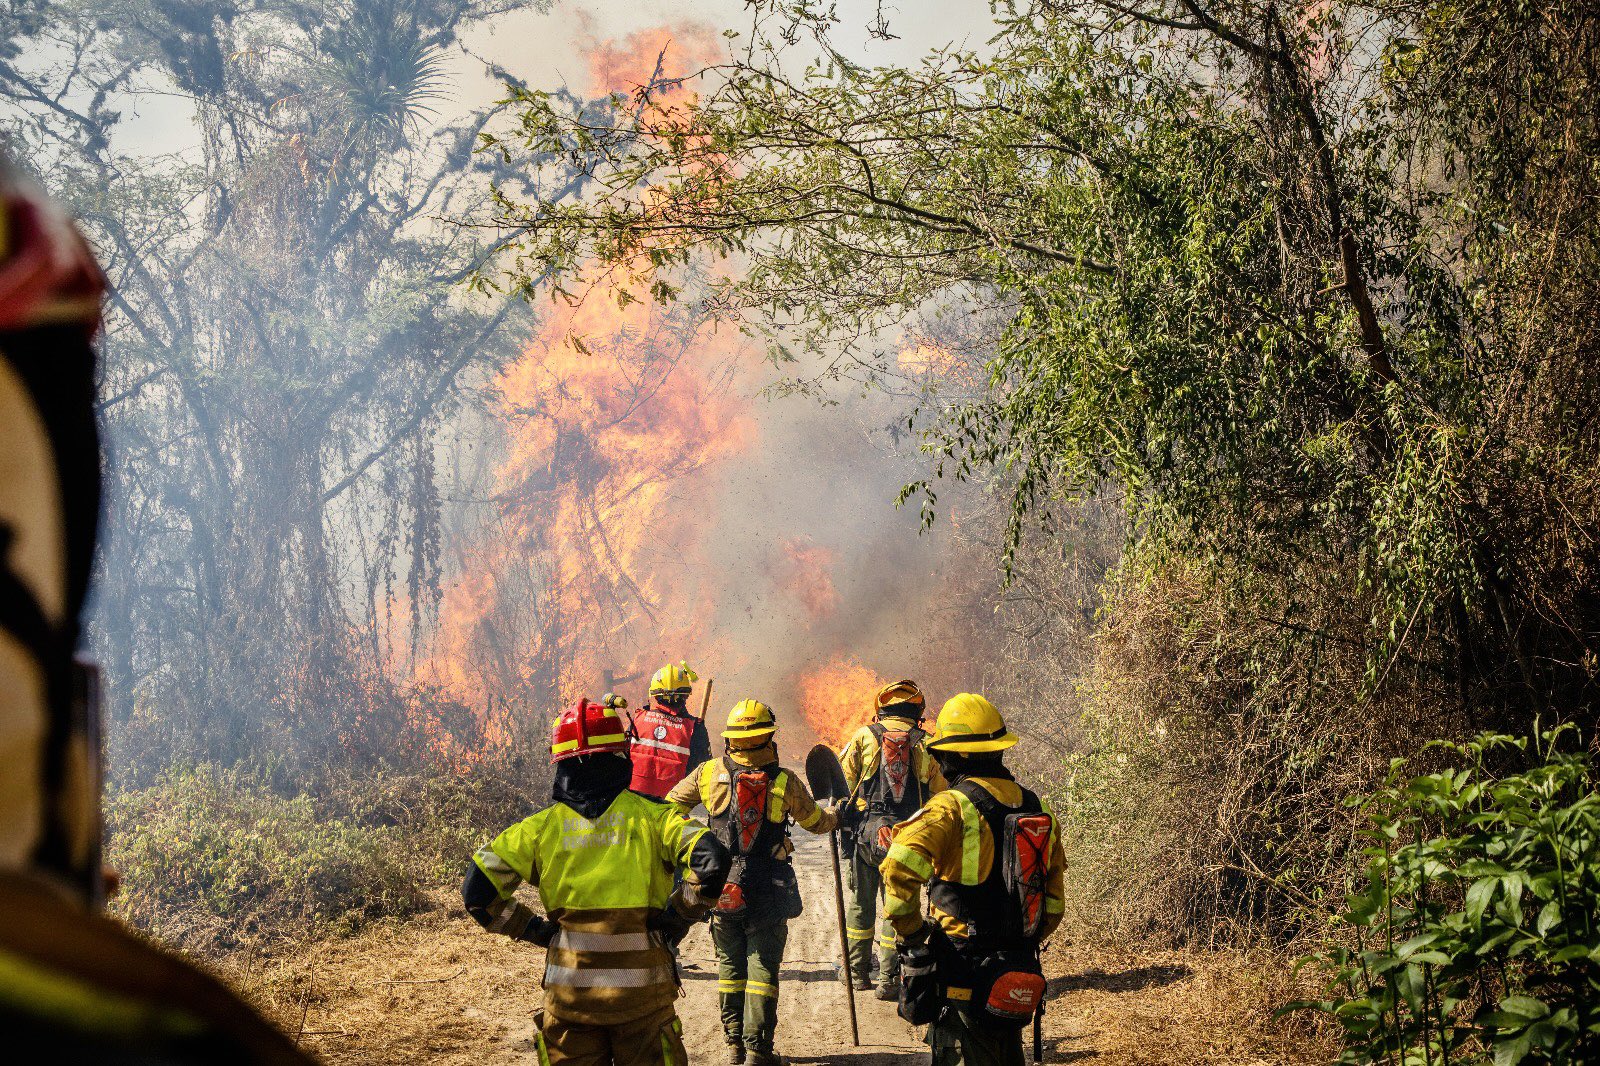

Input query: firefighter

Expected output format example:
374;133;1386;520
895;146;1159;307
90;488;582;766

667;699;839;1066
462;697;731;1066
837;679;947;998
628;661;712;800
880;694;1066;1066
0;167;315;1063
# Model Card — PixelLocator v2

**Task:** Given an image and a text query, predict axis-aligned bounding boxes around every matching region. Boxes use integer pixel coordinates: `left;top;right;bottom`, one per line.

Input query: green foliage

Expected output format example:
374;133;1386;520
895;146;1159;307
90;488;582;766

1297;728;1600;1064
485;0;1600;706
104;764;495;953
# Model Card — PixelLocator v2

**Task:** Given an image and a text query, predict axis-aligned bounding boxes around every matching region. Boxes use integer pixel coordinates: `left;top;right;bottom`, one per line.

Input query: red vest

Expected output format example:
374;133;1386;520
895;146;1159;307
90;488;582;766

628;706;697;799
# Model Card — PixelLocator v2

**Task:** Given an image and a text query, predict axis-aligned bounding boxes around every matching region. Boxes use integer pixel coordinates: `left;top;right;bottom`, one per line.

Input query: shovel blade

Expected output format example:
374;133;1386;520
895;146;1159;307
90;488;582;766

805;743;849;802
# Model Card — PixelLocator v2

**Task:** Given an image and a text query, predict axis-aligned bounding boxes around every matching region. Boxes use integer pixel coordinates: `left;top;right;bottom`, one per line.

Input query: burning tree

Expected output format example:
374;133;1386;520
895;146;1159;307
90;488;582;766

403;285;754;754
0;0;573;776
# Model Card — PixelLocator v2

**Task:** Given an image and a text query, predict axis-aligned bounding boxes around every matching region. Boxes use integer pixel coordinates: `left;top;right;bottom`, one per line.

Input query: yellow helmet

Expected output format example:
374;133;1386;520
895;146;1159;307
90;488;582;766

650;661;699;697
926;693;1017;753
875;679;926;719
722;699;778;739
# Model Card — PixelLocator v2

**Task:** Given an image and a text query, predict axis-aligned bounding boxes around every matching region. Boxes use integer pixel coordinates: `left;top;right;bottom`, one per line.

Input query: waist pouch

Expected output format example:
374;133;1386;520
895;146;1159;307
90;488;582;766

716;856;803;921
896;927;953;1026
769;861;804;920
856;813;898;867
956;948;1045;1030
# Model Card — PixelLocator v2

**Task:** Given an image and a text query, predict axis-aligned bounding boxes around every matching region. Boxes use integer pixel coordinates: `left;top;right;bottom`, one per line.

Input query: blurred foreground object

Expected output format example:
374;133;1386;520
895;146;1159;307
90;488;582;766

0;160;315;1063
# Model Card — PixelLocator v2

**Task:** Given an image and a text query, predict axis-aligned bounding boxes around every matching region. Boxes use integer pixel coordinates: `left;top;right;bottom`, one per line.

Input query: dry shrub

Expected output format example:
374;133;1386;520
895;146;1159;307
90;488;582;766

106;751;546;956
1054;553;1469;949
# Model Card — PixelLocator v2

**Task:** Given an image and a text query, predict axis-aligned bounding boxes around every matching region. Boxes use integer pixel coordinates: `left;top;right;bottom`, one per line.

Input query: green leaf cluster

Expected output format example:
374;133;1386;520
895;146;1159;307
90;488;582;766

1295;727;1600;1064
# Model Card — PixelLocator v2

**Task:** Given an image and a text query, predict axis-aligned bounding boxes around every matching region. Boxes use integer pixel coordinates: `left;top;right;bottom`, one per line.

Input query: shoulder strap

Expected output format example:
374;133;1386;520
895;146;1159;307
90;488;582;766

770;768;791;823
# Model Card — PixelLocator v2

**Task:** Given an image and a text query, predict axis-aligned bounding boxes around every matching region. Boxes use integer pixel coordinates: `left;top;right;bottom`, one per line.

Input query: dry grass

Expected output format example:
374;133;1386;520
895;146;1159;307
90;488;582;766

1042;942;1336;1064
193;890;1335;1065
218;889;541;1064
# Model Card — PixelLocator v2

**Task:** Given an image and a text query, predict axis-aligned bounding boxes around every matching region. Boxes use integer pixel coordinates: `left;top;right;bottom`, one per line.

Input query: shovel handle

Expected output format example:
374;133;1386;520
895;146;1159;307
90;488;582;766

829;830;860;1047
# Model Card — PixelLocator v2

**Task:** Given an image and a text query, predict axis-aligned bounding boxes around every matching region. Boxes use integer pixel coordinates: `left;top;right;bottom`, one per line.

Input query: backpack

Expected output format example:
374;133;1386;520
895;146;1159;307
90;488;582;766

924;781;1056;1029
709;762;802;920
856;723;928;866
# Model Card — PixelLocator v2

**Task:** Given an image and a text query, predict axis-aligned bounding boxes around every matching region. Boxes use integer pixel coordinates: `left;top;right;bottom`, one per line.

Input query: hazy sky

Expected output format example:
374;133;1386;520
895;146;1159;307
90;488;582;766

114;0;1001;158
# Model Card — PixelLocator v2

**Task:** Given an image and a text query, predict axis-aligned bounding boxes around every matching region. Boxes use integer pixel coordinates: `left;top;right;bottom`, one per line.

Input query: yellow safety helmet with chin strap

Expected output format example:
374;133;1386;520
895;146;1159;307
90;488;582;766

926;693;1017;753
649;660;699;697
722;699;778;740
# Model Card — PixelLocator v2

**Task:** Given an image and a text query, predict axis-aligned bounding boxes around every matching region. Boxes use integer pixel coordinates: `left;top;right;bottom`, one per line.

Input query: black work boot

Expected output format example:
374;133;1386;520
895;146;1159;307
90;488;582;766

747;1053;785;1066
727;1044;747;1065
851;973;874;991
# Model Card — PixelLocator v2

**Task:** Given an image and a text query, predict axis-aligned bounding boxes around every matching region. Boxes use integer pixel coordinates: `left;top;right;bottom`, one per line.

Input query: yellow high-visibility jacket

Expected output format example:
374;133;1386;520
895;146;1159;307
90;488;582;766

879;777;1066;941
472;790;715;1025
838;718;947;811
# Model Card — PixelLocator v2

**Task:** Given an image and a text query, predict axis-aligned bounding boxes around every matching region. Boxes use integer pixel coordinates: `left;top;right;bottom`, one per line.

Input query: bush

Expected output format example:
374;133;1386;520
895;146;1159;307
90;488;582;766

1298;727;1600;1064
1049;554;1464;948
107;764;432;953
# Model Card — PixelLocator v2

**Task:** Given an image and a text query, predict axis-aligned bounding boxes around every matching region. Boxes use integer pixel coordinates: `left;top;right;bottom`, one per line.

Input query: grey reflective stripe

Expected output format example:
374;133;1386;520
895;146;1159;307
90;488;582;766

555;929;651;952
635;737;693;755
544;964;676;988
488;900;531;936
476;846;521;894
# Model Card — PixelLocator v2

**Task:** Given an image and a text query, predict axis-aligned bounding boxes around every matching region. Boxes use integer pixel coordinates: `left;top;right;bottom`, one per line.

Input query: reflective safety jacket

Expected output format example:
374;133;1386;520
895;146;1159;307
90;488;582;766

879;776;1065;943
472;790;719;1025
839;718;947;817
628;705;710;800
0;871;315;1063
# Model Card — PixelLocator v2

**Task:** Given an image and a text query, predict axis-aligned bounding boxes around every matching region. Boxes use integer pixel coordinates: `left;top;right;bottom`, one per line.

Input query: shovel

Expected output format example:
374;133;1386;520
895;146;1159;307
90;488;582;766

805;743;859;1047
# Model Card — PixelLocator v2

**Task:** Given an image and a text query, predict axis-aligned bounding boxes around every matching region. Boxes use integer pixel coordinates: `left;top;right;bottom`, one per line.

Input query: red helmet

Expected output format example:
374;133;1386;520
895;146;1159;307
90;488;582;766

549;698;631;763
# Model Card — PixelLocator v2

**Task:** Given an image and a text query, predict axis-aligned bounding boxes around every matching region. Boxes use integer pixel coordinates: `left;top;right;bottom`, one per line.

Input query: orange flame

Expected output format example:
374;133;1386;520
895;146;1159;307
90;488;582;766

393;24;755;764
795;658;889;750
404;289;754;757
585;25;722;100
779;537;839;623
897;342;971;382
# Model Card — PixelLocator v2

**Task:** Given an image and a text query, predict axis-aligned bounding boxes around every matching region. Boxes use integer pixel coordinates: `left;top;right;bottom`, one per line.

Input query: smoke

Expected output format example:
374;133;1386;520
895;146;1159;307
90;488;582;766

400;24;1002;758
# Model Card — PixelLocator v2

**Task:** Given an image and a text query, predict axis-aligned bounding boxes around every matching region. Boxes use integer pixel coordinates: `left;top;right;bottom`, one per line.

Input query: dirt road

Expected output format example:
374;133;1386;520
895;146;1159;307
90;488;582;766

676;831;921;1066
237;831;1326;1064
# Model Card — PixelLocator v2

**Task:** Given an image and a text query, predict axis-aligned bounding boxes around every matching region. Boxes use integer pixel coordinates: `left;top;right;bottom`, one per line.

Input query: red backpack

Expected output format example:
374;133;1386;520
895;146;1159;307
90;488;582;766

1004;810;1055;939
878;730;913;803
712;764;786;917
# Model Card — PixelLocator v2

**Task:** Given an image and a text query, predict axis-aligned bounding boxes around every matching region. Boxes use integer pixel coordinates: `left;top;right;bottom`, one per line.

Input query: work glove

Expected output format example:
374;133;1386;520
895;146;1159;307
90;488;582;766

834;801;864;830
647;906;697;949
897;921;931;951
519;914;559;948
896;921;953;963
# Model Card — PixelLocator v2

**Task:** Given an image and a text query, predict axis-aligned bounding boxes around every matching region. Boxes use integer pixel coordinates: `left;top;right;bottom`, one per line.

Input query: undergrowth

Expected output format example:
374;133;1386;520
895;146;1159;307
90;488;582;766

106;757;543;955
1296;727;1600;1064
